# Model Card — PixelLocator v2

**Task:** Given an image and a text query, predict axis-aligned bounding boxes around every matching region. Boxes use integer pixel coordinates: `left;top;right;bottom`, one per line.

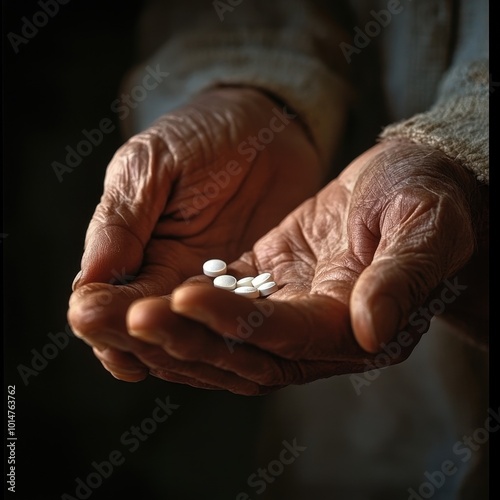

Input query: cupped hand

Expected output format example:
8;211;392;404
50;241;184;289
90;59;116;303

67;87;321;380
121;139;484;394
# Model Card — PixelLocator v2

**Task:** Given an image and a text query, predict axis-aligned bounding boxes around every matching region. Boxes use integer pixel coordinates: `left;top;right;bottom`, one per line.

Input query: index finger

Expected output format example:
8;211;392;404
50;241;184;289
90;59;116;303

170;283;364;362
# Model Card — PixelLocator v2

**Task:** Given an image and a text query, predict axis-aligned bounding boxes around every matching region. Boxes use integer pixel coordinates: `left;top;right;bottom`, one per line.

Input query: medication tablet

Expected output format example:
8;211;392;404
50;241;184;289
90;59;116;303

234;286;260;299
258;281;278;297
213;275;237;291
203;259;227;277
236;277;255;288
252;273;273;288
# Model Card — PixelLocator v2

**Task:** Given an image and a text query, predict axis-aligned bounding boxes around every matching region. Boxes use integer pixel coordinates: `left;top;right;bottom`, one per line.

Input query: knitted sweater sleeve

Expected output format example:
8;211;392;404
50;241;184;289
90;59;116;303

379;0;489;184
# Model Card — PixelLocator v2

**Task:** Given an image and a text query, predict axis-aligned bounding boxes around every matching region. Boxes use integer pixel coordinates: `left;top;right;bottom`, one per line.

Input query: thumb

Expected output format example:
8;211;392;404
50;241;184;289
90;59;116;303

73;135;173;290
350;189;475;353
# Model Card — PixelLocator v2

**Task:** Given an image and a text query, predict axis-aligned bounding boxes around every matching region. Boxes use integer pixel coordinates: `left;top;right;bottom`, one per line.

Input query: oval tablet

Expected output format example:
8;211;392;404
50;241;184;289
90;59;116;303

258;281;278;297
213;274;237;291
236;277;255;288
252;272;273;288
203;259;227;277
234;286;260;299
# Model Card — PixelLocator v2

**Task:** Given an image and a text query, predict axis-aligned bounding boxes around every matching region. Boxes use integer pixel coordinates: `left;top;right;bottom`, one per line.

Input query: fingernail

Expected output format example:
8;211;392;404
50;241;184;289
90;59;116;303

368;296;401;351
72;270;83;291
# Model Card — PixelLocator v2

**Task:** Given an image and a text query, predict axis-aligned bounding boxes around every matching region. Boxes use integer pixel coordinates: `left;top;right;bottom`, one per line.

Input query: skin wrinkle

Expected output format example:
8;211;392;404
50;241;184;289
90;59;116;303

385;198;439;242
113;205;135;228
172;330;288;387
91;219;146;252
122;272;174;298
384;192;473;276
208;106;236;144
223;196;259;255
161;162;257;244
222;106;241;145
149;370;224;391
101;228;113;247
268;246;316;284
281;217;318;270
188;102;241;163
275;357;309;386
139;247;196;285
273;300;317;360
320;183;351;223
148;119;200;174
295;199;325;260
179;112;214;169
314;252;365;288
346;217;379;267
164;129;200;174
149;355;261;395
109;137;174;210
374;253;442;308
229;158;278;249
124;133;176;182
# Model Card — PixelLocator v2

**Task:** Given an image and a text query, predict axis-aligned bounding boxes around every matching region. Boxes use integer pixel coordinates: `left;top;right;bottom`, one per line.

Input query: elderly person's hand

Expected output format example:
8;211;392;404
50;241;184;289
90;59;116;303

67;87;322;380
113;139;485;394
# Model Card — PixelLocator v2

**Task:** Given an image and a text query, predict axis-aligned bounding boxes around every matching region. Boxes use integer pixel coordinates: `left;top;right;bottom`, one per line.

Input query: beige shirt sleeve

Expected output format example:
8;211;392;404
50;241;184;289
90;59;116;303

119;0;354;173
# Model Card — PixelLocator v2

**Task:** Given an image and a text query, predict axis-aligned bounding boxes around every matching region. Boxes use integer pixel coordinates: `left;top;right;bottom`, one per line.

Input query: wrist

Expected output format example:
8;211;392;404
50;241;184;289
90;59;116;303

199;84;313;147
377;138;488;248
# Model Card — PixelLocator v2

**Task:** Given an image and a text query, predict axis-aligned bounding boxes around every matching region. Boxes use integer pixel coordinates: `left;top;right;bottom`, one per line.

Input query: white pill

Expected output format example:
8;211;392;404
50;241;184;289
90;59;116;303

234;286;260;299
252;272;273;288
203;259;227;277
236;277;255;288
258;281;278;297
213;274;237;291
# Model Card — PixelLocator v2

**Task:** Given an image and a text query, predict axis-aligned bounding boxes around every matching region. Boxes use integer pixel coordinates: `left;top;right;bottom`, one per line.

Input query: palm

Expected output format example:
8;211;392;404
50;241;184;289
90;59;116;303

120;141;477;394
68;87;321;366
137;99;321;288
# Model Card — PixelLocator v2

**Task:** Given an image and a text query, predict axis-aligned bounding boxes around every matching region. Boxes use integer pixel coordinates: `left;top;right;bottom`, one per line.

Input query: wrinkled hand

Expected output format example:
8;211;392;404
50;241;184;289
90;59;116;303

117;139;484;395
68;87;321;380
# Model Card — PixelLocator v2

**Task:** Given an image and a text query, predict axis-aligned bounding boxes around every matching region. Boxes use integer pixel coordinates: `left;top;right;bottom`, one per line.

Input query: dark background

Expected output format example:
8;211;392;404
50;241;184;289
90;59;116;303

3;1;496;499
3;2;269;498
